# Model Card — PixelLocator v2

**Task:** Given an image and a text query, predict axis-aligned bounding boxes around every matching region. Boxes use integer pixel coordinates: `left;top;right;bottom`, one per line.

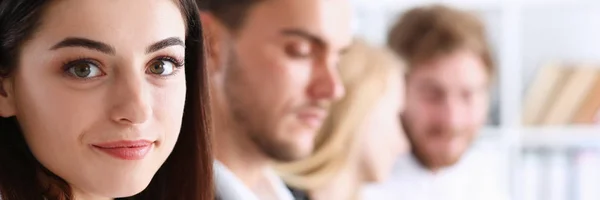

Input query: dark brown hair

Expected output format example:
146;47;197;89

387;5;495;76
198;0;263;31
0;0;213;199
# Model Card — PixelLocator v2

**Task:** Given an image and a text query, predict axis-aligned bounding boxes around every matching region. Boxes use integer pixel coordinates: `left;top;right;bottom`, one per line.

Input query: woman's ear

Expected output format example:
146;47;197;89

0;76;16;117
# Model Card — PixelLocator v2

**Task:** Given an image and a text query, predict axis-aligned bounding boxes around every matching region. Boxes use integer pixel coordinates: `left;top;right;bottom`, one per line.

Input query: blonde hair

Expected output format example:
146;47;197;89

276;39;405;191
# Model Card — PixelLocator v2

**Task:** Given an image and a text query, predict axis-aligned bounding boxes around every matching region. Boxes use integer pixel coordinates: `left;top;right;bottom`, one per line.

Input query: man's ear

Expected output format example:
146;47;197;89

200;12;230;75
0;76;16;117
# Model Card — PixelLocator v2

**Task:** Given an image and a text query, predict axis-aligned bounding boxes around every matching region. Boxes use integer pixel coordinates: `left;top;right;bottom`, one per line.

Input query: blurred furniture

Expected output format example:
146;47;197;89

351;0;600;199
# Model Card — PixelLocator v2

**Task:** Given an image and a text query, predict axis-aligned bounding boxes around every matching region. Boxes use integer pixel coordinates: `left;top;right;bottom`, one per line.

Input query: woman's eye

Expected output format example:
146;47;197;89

147;59;176;76
66;61;103;78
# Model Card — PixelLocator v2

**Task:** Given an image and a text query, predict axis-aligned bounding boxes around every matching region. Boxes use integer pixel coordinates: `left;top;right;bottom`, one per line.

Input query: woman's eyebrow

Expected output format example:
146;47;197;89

146;37;185;54
50;37;185;55
50;37;115;55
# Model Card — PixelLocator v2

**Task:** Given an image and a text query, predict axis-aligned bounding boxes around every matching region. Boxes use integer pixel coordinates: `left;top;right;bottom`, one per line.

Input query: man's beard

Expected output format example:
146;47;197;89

402;115;474;171
249;132;304;162
222;49;309;162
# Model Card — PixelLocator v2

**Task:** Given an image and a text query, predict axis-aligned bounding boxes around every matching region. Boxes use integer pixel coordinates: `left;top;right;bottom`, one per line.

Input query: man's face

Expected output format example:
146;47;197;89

211;0;352;162
403;49;490;170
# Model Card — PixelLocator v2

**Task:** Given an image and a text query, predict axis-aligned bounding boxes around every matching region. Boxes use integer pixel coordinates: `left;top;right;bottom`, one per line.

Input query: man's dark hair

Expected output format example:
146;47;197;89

198;0;263;31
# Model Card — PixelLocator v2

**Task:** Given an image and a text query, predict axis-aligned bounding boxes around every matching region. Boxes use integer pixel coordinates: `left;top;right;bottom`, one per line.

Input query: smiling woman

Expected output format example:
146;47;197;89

0;0;212;200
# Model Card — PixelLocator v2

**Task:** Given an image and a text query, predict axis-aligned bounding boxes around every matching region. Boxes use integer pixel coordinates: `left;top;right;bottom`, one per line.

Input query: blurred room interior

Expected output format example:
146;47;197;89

350;0;600;200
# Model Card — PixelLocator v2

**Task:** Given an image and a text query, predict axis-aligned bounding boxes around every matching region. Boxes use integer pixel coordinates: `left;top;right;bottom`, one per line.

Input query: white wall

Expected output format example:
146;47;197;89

522;5;600;87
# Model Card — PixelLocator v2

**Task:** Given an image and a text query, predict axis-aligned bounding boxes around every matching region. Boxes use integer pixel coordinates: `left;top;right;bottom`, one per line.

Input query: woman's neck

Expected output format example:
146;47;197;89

309;164;363;200
71;187;112;200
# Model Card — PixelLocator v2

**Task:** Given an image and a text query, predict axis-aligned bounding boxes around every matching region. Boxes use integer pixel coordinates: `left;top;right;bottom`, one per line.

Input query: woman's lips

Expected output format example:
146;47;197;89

92;140;154;160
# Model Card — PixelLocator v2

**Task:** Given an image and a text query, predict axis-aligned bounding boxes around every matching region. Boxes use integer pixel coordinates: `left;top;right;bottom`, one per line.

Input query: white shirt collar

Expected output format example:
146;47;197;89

214;160;295;200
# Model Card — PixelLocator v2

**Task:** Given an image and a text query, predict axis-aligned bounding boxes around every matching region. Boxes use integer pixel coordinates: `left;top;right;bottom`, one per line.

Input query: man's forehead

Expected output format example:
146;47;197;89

409;70;486;91
409;60;488;89
248;0;353;49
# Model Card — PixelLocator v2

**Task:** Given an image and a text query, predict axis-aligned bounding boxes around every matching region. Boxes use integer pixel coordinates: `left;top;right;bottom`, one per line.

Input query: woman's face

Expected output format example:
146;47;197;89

358;73;410;183
0;0;187;198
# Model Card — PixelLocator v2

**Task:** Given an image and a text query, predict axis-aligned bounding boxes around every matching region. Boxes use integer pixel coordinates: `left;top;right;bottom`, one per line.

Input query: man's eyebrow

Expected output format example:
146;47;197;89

281;29;326;48
281;29;353;56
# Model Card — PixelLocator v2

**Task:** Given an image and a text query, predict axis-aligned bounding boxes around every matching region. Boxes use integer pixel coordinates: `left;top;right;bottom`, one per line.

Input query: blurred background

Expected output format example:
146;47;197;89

349;0;600;200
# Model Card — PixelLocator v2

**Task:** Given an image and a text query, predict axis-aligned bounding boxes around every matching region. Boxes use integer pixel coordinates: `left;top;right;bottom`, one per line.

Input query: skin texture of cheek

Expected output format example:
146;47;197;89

151;83;186;160
13;63;108;193
405;108;474;170
405;90;488;169
14;57;96;153
224;38;318;161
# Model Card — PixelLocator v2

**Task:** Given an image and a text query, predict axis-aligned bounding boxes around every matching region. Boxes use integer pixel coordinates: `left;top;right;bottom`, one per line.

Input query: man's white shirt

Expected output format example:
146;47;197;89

362;148;510;200
214;161;295;200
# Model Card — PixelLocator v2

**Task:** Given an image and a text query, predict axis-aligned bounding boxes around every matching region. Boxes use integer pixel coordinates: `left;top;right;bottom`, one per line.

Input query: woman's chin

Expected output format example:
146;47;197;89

72;173;155;199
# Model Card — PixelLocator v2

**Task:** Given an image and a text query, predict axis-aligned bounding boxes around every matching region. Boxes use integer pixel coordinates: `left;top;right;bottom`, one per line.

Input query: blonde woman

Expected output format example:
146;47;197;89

276;39;410;200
